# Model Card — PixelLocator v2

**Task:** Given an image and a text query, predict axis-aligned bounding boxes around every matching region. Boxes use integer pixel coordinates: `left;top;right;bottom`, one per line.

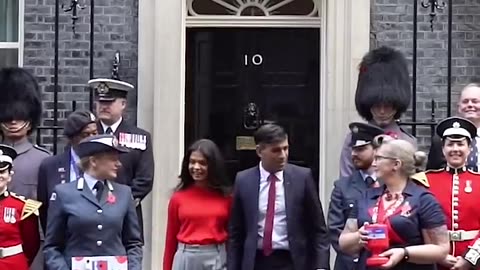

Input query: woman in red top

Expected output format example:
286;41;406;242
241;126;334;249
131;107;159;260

163;139;232;270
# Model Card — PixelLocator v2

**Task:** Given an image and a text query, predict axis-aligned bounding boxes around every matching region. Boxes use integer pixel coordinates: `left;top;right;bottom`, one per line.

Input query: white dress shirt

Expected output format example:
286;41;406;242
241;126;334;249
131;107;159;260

100;117;122;134
257;162;289;250
359;170;376;182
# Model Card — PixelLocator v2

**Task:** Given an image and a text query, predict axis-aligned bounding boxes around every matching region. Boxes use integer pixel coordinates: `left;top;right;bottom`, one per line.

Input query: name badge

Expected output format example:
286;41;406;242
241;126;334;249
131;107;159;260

118;132;147;150
72;256;128;270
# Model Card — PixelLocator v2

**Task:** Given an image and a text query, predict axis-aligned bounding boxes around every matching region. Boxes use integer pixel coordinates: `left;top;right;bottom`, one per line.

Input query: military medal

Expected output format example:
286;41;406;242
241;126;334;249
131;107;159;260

3;207;16;223
465;180;473;193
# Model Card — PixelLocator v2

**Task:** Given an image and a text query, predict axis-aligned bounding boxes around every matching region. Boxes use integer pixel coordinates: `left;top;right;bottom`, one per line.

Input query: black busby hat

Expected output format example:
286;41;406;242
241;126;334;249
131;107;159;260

0;144;17;171
76;134;129;158
0;68;42;133
349;122;385;148
355;46;411;121
63;110;97;138
436;116;477;141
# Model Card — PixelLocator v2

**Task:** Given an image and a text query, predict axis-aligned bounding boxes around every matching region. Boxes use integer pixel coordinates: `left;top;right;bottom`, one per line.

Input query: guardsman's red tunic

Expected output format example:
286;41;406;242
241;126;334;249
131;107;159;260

0;190;41;270
426;167;480;270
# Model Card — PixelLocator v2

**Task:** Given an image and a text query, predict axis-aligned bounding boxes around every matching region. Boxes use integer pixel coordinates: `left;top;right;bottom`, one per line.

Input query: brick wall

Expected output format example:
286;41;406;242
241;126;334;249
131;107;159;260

371;0;480;152
23;0;138;152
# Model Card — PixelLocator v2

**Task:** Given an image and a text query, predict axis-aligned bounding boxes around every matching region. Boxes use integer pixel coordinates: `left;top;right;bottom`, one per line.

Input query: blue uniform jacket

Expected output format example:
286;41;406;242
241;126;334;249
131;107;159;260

43;177;143;270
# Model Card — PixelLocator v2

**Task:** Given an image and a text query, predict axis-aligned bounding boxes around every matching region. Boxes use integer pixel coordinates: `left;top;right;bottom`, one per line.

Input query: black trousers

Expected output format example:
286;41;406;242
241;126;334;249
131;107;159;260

254;250;294;270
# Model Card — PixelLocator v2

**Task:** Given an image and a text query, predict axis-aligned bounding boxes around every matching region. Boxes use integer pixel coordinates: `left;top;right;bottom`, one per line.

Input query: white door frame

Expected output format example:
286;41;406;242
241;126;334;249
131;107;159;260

137;1;371;269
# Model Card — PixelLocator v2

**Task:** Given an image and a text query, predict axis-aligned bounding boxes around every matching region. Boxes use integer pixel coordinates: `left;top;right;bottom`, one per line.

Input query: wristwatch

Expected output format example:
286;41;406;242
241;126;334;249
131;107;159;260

402;247;410;261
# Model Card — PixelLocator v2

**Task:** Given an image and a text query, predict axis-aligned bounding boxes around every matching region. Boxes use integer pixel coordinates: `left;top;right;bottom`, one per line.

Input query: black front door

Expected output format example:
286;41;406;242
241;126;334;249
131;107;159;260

185;28;320;183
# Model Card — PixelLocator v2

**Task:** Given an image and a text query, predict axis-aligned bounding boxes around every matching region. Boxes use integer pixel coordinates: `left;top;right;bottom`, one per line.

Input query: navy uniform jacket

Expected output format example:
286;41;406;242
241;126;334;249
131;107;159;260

339;122;416;177
98;120;154;237
43;177;143;270
228;164;330;270
5;139;50;200
351;180;445;270
37;149;73;232
328;171;370;270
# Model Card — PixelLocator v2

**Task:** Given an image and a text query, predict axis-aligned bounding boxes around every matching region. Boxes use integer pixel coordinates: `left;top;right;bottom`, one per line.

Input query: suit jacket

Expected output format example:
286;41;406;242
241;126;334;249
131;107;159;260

37;150;72;232
98;119;155;237
327;171;370;270
228;163;330;270
43;177;143;270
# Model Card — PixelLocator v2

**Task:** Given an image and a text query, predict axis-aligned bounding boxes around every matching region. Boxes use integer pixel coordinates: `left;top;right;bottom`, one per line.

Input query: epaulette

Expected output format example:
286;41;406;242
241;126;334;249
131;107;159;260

468;169;480;175
411;172;430;188
10;193;42;220
424;168;445;174
33;145;51;155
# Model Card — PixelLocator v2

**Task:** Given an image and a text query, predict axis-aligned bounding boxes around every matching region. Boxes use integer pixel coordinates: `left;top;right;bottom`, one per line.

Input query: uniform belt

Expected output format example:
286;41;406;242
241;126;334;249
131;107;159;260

0;244;23;258
448;230;479;242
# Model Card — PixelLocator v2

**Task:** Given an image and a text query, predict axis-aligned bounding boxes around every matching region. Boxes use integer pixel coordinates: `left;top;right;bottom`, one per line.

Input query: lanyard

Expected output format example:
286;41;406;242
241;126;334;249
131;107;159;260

371;193;404;224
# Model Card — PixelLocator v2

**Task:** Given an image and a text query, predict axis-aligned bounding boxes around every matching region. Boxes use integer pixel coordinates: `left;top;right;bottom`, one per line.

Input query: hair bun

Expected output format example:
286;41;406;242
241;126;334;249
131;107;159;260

372;134;395;148
413;151;427;169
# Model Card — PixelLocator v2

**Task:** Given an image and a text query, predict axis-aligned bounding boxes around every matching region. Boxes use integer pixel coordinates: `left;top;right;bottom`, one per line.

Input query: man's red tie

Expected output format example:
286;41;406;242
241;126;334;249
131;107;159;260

262;174;277;256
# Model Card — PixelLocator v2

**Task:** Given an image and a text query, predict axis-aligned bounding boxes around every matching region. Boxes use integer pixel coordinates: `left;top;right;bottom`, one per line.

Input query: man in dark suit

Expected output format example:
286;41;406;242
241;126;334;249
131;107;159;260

328;122;383;270
228;123;330;270
427;82;480;170
37;110;98;231
88;78;154;239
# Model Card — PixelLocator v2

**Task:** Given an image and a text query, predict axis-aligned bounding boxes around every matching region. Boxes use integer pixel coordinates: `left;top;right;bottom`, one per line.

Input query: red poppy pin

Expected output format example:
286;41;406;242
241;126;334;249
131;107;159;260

107;192;116;204
385;131;399;139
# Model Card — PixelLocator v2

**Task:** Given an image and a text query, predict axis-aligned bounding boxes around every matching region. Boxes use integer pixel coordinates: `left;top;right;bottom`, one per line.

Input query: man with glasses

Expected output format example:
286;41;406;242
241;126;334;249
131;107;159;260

423;116;480;270
328;122;384;270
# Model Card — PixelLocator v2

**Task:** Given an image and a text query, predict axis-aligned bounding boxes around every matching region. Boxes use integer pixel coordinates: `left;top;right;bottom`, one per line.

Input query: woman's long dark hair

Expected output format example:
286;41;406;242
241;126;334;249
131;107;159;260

177;139;231;195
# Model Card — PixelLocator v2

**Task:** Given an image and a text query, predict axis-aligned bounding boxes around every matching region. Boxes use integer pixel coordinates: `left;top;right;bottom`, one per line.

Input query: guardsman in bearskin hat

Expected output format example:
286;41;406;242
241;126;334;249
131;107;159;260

0;68;50;201
0;144;42;270
339;46;417;178
421;116;480;270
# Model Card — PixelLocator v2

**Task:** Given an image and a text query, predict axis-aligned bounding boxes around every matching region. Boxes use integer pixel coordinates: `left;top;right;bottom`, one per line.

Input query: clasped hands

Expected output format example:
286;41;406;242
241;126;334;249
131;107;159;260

357;222;406;269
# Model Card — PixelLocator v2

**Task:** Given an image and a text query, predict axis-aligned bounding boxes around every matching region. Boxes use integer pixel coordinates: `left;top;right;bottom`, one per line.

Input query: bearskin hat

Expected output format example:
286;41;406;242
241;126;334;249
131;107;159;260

0;68;42;132
355;46;411;121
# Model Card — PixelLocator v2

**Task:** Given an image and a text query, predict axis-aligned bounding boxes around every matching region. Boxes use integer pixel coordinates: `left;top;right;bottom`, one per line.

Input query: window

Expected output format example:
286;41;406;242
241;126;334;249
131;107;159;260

0;0;23;68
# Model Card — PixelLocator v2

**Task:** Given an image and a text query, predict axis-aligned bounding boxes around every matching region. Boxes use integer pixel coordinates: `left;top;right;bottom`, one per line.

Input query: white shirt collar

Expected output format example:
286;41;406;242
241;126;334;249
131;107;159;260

259;162;284;182
83;173;101;191
101;117;122;133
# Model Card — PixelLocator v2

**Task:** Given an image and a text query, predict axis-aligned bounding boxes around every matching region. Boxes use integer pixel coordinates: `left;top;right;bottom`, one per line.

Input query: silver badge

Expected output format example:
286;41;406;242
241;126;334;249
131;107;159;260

3;207;16;224
465;180;473;193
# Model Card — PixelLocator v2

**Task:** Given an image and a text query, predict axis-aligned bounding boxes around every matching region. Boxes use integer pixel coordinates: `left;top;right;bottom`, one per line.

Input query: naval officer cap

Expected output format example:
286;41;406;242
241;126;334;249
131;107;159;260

63;110;97;138
76;134;129;158
436;116;477;141
0;144;17;171
88;78;134;101
349;122;385;148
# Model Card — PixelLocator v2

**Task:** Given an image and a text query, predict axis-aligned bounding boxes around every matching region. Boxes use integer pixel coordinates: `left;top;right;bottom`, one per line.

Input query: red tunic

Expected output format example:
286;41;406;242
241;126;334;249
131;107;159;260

426;168;480;268
162;185;232;270
0;191;41;270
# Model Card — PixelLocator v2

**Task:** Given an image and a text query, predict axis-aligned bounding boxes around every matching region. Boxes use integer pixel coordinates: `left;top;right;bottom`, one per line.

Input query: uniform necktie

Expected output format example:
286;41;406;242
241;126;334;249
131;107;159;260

468;138;478;172
365;176;375;188
105;127;113;135
93;181;104;202
263;174;277;256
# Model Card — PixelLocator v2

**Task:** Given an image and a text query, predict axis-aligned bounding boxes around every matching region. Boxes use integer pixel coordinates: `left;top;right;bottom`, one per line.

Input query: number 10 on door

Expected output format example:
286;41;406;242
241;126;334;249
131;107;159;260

244;54;263;66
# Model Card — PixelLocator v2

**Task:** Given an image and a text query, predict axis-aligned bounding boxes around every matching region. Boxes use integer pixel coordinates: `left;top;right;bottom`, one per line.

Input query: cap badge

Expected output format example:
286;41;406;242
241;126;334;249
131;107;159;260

97;83;110;94
453;122;461;129
89;113;96;121
352;126;359;133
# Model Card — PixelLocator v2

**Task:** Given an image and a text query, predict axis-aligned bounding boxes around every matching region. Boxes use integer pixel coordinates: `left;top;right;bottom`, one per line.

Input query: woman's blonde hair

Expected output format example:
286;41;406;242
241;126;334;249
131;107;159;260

77;157;91;172
379;139;427;176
